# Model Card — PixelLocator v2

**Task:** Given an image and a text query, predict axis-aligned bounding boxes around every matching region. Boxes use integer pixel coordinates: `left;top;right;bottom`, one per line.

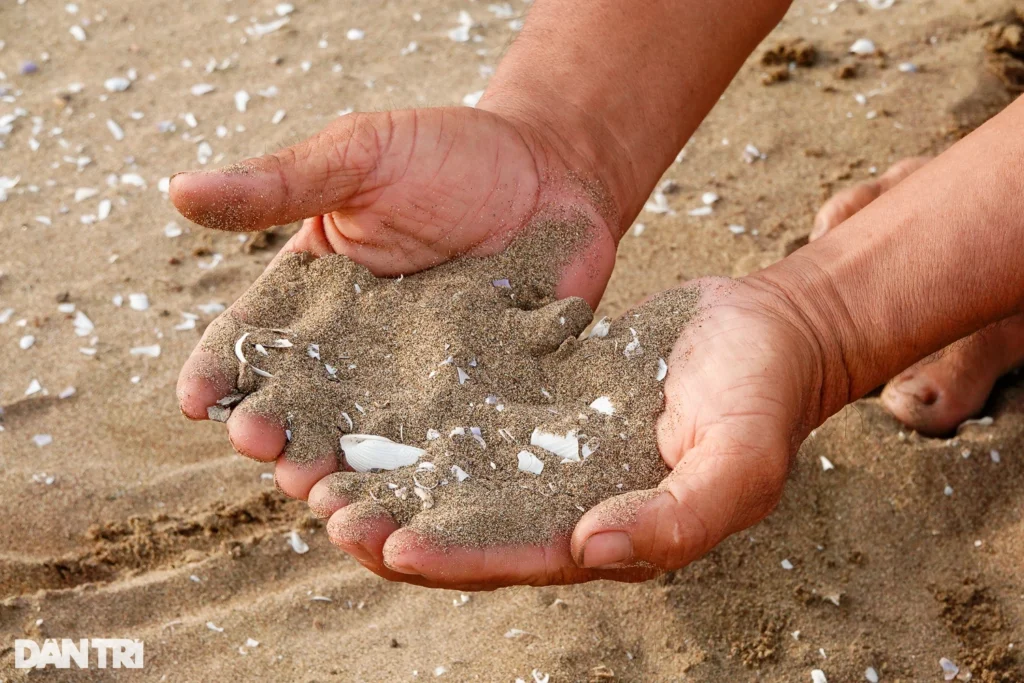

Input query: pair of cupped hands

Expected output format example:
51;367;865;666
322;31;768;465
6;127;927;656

172;106;839;590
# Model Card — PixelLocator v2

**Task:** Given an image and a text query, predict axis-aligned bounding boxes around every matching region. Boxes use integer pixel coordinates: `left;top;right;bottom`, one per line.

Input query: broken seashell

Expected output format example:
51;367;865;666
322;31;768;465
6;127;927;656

339;411;354;431
849;38;876;56
457;367;470;384
656;358;668;381
286;530;309;554
307;344;320;360
589;396;614;416
452;465;470;482
207;405;231;422
530;428;580;463
426;428;441;440
267;339;293;348
470;426;486;449
587;317;610;339
623;328;643;359
340;434;425;472
414;486;434;509
517;450;544;475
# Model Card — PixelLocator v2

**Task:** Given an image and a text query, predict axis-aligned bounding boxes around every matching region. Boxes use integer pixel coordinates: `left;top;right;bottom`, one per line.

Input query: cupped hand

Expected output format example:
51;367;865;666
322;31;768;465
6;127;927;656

173;106;623;500
306;275;840;589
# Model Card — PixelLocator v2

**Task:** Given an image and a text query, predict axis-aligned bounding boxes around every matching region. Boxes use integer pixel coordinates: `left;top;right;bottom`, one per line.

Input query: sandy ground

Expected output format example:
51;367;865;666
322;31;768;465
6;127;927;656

1;0;1022;681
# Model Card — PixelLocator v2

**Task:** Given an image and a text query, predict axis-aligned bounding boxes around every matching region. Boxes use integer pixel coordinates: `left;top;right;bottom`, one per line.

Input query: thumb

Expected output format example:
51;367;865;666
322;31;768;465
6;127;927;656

169;111;396;232
571;438;789;571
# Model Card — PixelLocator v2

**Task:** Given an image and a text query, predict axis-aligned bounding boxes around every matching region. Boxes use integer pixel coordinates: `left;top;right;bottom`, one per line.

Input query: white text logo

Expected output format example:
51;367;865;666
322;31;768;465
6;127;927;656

14;639;144;669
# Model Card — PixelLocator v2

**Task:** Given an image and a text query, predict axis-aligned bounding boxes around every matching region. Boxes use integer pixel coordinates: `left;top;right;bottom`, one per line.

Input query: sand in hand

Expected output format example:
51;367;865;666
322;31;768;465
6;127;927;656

193;221;700;547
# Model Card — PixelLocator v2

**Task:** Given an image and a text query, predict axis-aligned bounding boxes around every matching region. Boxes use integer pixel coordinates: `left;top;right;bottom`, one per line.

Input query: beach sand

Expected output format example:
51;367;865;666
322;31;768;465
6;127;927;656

1;0;1022;680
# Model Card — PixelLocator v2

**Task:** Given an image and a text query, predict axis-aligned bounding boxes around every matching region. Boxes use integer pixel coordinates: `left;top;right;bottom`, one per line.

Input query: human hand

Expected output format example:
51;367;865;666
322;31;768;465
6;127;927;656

302;275;843;589
173;105;623;499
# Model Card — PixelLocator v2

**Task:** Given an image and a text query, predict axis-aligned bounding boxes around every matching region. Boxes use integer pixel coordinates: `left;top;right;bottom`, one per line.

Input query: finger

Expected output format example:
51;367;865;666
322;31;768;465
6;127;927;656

274;454;337;500
176;348;237;420
380;530;659;589
226;406;287;462
169;112;397;232
571;439;788;571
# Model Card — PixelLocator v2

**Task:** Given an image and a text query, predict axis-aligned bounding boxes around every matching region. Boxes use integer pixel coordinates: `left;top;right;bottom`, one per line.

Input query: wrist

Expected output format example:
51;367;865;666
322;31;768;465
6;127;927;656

741;255;861;427
478;87;648;238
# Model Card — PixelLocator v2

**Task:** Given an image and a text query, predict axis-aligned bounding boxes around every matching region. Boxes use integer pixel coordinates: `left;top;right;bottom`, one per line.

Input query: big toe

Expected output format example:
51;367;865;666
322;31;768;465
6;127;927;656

881;316;1024;436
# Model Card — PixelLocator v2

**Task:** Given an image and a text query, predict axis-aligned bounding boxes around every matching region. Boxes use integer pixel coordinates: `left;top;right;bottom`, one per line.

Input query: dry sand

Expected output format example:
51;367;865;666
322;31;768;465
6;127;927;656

1;0;1023;681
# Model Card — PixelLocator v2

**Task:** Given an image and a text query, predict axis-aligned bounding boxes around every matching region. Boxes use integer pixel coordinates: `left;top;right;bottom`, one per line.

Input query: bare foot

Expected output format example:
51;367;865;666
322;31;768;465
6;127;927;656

813;157;1024;435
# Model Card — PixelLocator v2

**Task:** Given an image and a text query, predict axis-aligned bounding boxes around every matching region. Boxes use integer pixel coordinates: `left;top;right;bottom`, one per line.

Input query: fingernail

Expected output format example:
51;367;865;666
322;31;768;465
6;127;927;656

580;531;633;568
383;558;421;575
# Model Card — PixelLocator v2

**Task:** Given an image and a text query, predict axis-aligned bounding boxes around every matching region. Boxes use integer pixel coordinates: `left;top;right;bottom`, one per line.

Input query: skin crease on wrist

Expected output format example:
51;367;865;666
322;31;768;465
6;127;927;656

750;94;1024;423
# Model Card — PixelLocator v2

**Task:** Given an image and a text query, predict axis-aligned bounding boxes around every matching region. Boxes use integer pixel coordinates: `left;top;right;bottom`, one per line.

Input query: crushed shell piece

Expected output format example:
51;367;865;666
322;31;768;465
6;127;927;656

517;450;544;475
340;434;425;472
530;428;579;463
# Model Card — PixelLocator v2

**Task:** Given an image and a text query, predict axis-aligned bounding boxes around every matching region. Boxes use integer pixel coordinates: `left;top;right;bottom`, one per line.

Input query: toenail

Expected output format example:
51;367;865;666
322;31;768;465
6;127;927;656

580;531;633;569
892;375;939;406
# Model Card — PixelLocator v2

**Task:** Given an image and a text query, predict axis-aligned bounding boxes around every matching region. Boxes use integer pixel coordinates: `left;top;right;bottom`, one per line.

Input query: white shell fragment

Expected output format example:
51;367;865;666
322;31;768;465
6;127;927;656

286;530;310;554
517;450;544;475
587;317;610;339
811;671;827;683
190;84;216;96
246;18;290;37
208;405;231;422
623;328;643;359
340;434;425;472
452;465;470;482
73;311;94;336
19;335;35;350
589;396;615;416
130;344;161;358
656;358;668;381
530;428;580;463
820;456;835;472
414;486;434;509
867;0;895;8
32;434;53;447
235;90;250;113
939;658;958;681
457;367;470;385
128;293;150;311
865;667;879;683
105;77;131;92
307;344;320;360
106;119;125;141
849;38;877;56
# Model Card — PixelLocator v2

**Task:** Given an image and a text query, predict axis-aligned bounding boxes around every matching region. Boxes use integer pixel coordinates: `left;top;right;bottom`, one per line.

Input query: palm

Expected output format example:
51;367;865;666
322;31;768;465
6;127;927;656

170;107;619;306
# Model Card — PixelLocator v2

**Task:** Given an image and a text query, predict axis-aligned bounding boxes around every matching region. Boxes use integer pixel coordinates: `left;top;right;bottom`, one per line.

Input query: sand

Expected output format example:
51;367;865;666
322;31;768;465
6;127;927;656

1;0;1023;680
196;223;698;546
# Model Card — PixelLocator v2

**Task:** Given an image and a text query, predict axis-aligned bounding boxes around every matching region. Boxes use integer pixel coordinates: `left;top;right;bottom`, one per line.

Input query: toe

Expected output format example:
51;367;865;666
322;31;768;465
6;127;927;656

177;349;237;420
811;157;931;241
881;315;1024;436
226;408;287;461
275;454;338;500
